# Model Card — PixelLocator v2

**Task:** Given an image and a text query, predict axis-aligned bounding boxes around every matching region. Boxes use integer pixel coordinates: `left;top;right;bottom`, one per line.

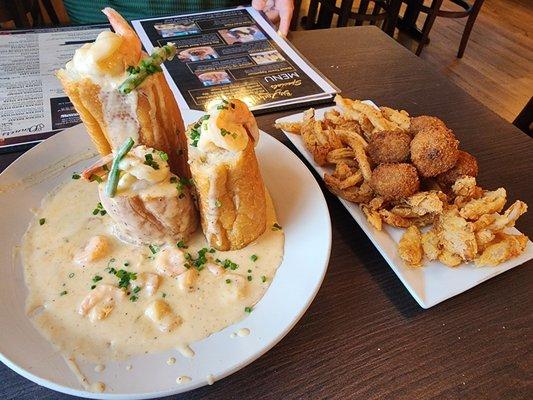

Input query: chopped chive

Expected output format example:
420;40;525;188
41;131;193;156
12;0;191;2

129;295;138;302
92;275;102;283
250;254;258;262
71;173;81;180
247;275;252;281
244;306;253;313
247;269;252;273
177;241;188;249
124;262;130;267
225;279;231;284
148;244;160;254
170;176;178;184
59;290;67;296
162;292;167;298
261;275;267;283
133;286;141;294
91;284;96;290
39;218;46;226
68;272;75;278
208;248;215;253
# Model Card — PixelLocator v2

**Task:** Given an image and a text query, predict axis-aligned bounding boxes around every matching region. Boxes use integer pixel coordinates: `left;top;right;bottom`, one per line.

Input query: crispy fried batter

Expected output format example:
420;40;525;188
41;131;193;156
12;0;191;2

399;226;423;267
435;208;478;261
275;121;302;134
396;191;444;216
475;233;528;267
361;204;383;230
380;107;410;131
459;188;507;220
326;147;357;166
335;95;403;135
410;126;459;177
336;130;372;180
422;229;441;260
379;209;435;228
409;116;448;136
324;179;374;204
436;150;478;189
300;108;331;166
370;163;420;201
367;130;412;164
438;250;463;267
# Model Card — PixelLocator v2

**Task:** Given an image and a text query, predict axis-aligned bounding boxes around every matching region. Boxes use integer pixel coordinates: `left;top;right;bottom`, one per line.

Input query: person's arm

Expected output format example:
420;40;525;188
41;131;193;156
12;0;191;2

251;0;294;36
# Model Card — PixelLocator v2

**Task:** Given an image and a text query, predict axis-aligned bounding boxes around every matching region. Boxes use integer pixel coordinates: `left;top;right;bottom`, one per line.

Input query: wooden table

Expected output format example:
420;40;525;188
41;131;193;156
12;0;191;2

1;26;532;399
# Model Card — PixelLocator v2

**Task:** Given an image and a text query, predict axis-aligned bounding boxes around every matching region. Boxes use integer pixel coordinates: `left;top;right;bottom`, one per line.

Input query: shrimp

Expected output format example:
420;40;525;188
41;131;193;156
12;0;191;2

155;247;188;278
93;8;141;74
134;272;160;296
216;99;259;143
74;235;109;265
177;269;198;292
144;300;181;332
78;284;125;322
198;99;259;151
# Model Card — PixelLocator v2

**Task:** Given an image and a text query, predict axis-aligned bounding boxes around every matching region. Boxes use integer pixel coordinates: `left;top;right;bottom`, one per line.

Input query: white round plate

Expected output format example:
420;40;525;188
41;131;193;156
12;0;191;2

0;110;331;399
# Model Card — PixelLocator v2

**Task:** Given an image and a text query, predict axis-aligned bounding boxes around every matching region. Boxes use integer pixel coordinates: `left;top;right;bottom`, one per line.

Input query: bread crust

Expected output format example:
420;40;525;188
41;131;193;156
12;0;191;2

189;134;266;250
56;70;189;178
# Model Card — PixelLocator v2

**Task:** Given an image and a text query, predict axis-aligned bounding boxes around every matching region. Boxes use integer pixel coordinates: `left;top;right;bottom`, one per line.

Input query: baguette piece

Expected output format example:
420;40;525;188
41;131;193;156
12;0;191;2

57;71;190;178
56;9;190;178
84;145;198;244
187;100;266;250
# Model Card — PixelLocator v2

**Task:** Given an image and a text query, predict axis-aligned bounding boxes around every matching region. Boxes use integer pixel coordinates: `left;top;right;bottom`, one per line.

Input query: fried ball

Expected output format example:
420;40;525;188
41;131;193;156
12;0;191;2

369;163;420;201
410;127;459;177
409;116;447;136
367;130;411;164
436;150;478;188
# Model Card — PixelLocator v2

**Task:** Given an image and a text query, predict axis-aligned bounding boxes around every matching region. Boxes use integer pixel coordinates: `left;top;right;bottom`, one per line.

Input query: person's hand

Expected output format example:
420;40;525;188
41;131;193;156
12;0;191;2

251;0;294;37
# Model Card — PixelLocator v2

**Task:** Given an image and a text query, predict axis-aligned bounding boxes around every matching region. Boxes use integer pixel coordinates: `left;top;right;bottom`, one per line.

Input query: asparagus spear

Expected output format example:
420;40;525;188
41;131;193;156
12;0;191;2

105;137;135;198
118;43;177;95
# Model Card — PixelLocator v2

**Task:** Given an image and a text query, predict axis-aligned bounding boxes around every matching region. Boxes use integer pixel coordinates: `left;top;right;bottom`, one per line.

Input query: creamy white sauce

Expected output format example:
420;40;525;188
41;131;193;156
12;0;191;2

237;328;250;337
206;374;215;385
94;364;105;372
177;344;195;359
100;89;140;148
176;376;191;384
21;178;284;365
166;357;176;366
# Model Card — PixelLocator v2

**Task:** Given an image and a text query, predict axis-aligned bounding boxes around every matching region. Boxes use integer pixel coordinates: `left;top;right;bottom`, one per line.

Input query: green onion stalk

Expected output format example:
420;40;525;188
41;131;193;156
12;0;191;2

105;137;135;198
118;43;177;95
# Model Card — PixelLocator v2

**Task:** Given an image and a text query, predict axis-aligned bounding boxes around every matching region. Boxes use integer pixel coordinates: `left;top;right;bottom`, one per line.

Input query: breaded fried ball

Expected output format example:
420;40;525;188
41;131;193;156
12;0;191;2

367;130;412;164
369;163;420;201
410;127;459;177
409;116;447;136
436;150;478;188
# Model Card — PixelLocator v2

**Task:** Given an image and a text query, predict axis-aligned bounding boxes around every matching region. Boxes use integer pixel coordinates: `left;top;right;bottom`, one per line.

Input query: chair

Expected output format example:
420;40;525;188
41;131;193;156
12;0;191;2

513;97;533;138
411;0;485;57
303;0;403;36
0;0;59;28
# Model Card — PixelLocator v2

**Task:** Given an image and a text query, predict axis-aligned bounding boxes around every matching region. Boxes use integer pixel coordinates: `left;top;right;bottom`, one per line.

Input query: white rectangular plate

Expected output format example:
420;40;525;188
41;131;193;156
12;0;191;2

276;104;533;308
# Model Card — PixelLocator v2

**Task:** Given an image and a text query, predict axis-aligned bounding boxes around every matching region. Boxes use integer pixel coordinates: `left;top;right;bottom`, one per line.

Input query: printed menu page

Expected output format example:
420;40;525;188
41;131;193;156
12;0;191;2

0;25;108;151
133;7;338;112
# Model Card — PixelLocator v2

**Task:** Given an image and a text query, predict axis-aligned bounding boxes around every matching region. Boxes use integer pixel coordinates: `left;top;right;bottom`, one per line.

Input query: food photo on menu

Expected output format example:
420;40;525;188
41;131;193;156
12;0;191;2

0;1;532;399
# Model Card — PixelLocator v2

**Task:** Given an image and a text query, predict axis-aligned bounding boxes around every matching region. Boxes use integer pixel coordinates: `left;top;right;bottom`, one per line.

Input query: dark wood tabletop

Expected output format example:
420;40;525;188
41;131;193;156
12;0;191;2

1;26;532;400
